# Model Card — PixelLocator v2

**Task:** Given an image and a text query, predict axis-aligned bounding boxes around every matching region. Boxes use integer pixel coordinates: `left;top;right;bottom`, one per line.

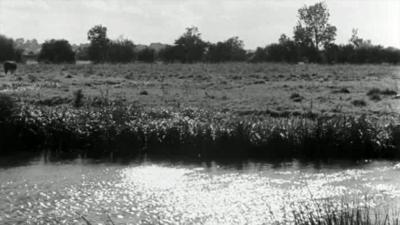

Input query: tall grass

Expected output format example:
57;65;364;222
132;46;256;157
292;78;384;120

79;200;399;225
1;97;400;159
291;202;399;225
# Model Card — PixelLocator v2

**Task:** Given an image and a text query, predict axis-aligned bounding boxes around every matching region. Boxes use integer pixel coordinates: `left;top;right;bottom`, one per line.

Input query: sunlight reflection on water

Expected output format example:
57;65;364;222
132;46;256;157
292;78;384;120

0;159;399;224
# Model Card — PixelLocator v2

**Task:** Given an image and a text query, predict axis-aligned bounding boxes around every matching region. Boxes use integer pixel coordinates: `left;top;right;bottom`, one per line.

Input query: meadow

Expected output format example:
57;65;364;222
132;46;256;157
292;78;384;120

1;63;400;117
1;63;400;159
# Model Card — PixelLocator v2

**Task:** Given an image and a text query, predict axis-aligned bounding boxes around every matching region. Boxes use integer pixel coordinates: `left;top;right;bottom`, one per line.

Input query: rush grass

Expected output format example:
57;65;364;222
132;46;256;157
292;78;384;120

1;96;400;159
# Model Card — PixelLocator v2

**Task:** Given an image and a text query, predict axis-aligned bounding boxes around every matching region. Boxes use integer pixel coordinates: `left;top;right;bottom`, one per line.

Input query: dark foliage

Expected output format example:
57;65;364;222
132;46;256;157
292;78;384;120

158;45;181;63
1;103;400;160
87;25;110;63
206;37;247;62
0;94;17;121
351;99;367;107
249;47;268;62
72;89;84;108
107;39;135;63
173;26;207;63
137;47;155;62
323;44;400;64
0;34;22;62
38;39;75;63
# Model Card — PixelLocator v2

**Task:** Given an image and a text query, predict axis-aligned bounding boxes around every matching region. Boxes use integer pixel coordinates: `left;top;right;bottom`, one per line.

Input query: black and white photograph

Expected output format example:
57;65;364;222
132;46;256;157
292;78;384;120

0;0;400;224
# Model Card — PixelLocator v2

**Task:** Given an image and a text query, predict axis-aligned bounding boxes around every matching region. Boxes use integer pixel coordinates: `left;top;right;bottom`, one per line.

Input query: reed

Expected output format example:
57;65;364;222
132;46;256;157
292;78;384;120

1;98;400;159
291;202;399;225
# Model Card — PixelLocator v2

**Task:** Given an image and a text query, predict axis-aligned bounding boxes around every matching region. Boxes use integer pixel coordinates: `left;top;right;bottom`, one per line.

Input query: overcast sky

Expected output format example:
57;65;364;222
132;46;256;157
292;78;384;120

0;0;399;49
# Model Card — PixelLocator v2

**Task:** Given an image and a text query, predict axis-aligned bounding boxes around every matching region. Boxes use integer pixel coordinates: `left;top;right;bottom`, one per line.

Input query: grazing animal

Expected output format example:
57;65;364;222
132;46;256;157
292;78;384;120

3;61;17;74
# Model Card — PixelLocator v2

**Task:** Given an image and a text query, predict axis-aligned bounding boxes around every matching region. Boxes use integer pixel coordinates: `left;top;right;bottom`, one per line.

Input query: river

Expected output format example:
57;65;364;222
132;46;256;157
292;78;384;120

0;156;399;225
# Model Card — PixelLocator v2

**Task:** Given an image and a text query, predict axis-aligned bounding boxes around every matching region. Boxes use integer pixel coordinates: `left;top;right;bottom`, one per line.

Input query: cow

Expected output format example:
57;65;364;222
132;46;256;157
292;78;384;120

3;61;17;74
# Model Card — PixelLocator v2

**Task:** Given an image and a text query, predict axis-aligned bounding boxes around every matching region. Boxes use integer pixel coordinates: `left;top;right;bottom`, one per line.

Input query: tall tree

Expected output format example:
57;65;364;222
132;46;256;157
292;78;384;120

293;2;337;50
87;25;109;62
349;28;371;48
174;26;207;63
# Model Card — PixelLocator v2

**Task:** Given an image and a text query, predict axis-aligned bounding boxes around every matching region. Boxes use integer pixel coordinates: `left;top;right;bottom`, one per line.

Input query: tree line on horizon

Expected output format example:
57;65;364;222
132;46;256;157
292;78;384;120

1;2;399;64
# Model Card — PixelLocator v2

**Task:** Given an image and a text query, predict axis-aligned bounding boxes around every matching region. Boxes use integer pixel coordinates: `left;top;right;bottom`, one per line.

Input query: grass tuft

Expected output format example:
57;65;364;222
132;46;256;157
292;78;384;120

352;99;367;107
72;89;84;108
139;90;149;95
290;93;304;102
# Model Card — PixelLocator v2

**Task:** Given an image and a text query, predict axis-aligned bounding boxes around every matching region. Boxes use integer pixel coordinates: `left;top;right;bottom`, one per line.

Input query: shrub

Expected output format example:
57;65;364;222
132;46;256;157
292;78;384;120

332;87;350;94
380;89;397;96
38;39;75;63
0;94;17;120
107;39;135;63
366;88;397;101
205;37;247;62
351;99;367;107
0;34;22;62
367;88;381;96
290;93;304;102
159;45;181;63
137;47;155;63
72;89;84;107
139;90;149;95
249;47;268;62
369;93;381;101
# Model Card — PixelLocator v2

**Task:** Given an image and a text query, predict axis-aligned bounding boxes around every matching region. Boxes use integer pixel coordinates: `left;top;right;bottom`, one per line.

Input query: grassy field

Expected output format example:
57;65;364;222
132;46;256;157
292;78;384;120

1;63;400;117
1;63;400;158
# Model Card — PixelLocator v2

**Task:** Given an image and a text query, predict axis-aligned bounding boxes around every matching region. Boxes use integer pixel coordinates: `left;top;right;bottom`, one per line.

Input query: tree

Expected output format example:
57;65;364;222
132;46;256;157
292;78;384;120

174;26;207;62
38;39;75;63
159;45;180;63
137;47;155;63
349;29;372;48
249;47;268;62
263;34;299;63
75;44;90;60
107;39;135;63
294;2;337;50
206;37;247;62
0;35;22;62
87;25;109;62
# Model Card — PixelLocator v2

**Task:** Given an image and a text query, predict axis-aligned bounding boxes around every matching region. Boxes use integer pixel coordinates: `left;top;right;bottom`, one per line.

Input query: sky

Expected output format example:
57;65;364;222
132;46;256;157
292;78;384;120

0;0;399;49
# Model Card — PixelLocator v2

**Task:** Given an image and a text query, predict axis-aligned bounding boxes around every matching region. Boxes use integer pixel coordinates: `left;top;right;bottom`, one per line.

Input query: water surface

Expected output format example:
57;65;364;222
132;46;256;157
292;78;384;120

0;157;399;225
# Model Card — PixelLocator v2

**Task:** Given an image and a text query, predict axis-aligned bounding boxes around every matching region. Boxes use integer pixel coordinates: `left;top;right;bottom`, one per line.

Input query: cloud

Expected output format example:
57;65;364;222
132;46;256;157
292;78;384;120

0;0;398;49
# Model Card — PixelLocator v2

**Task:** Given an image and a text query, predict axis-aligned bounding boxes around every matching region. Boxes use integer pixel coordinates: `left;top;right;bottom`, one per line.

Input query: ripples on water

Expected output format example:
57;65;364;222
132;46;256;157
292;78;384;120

0;158;399;225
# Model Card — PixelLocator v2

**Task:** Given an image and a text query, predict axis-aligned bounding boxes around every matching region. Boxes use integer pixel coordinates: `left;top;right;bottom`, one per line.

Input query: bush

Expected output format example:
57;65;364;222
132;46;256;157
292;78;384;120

367;88;381;97
0;94;17;120
351;99;367;107
369;93;381;101
107;39;135;63
332;87;350;94
367;88;397;101
137;47;155;63
380;89;397;96
159;45;181;63
72;89;84;107
0;34;22;62
290;93;304;102
206;37;247;62
38;39;75;63
139;90;149;95
249;47;268;62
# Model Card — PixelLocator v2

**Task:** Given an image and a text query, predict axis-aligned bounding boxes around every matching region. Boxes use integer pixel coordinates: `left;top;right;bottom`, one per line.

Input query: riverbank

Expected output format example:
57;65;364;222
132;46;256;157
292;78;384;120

1;94;400;159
